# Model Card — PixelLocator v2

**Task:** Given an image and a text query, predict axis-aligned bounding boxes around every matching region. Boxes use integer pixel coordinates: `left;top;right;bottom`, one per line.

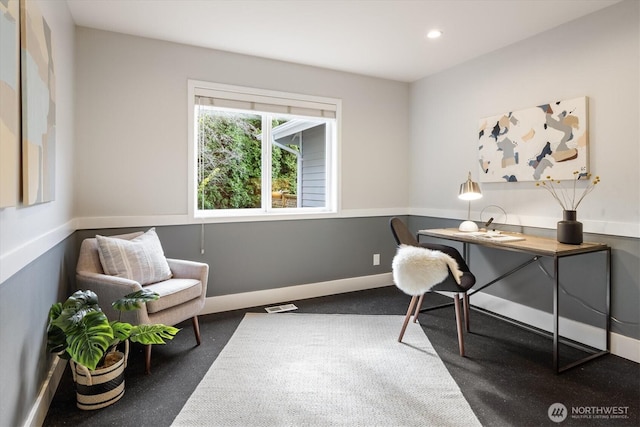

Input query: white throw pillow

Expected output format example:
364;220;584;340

96;228;173;285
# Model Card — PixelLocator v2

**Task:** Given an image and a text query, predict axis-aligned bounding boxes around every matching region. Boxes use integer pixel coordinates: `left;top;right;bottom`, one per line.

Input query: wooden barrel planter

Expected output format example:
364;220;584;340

70;340;129;410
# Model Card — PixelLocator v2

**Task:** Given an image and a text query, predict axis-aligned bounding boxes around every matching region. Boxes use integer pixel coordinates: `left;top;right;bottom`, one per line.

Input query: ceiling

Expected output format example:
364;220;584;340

66;0;622;82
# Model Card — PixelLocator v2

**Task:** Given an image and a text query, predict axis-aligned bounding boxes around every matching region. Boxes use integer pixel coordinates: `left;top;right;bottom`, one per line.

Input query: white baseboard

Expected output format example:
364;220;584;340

202;273;394;314
468;291;640;363
24;357;67;427
610;332;640;363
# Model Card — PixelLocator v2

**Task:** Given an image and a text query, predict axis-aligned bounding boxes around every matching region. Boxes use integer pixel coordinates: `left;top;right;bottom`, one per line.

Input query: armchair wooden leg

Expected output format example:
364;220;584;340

399;296;419;342
464;293;470;332
413;294;425;323
144;344;152;375
192;316;202;346
454;294;465;357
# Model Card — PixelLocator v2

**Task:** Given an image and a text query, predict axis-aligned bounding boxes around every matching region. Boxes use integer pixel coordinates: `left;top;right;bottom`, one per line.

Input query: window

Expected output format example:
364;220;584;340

189;81;340;218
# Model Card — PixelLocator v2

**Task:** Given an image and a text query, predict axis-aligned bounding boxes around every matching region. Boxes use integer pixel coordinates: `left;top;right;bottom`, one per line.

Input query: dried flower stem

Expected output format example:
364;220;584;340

536;171;600;210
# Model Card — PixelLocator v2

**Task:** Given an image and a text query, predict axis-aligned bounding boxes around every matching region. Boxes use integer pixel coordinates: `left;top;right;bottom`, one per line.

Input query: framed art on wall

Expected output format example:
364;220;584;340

478;96;588;183
0;0;21;208
21;0;56;205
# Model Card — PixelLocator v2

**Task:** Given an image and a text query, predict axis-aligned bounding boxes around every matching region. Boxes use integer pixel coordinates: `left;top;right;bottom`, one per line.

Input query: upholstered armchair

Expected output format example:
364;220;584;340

76;229;209;373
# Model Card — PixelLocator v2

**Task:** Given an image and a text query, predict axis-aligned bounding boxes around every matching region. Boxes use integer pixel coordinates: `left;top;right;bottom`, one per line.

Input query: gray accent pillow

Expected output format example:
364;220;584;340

96;228;173;285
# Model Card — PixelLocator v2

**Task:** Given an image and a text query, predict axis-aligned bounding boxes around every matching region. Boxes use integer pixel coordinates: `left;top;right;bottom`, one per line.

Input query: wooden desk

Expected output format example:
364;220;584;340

418;228;611;373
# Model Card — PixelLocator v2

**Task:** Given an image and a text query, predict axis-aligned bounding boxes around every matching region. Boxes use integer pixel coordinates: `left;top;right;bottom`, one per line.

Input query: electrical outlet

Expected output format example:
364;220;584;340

373;253;380;266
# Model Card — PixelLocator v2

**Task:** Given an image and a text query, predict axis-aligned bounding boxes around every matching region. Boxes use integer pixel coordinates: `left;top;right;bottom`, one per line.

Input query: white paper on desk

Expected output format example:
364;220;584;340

454;232;525;242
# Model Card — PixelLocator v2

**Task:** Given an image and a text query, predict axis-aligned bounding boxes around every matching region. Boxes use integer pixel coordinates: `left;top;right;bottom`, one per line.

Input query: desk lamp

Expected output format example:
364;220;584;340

458;171;482;232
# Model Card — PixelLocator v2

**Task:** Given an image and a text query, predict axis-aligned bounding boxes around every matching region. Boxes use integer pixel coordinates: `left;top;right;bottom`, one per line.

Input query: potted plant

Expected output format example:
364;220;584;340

47;289;179;410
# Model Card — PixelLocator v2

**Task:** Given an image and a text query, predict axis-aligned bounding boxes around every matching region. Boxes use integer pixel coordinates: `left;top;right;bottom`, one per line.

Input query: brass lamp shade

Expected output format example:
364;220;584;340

458;172;482;232
459;172;482;200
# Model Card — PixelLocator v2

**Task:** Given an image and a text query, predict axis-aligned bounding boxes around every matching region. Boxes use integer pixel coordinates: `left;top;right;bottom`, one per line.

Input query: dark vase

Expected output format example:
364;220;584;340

557;210;583;244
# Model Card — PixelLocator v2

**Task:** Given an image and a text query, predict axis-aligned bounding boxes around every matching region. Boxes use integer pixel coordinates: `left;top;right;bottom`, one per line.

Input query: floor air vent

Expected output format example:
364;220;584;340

265;303;298;313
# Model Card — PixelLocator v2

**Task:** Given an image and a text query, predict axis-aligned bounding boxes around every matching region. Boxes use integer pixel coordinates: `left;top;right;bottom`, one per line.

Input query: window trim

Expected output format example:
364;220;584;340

188;80;341;220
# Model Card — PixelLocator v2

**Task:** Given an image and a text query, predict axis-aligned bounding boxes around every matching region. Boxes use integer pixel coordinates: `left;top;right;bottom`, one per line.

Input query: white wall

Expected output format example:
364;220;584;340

0;1;75;282
74;28;410;224
409;0;639;238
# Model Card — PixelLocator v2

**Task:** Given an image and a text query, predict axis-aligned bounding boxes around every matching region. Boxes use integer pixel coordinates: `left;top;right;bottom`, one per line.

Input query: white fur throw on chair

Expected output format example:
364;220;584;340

392;245;463;296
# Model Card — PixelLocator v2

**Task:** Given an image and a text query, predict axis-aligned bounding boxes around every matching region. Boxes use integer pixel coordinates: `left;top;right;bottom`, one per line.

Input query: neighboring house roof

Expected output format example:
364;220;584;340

271;119;323;144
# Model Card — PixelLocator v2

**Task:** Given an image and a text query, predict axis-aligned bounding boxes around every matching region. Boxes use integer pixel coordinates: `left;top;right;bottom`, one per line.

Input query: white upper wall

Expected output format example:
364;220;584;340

409;0;639;237
0;0;75;281
74;28;410;222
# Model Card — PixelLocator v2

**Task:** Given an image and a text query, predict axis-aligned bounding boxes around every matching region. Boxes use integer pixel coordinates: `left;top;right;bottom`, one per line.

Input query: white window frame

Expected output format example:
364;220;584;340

188;80;341;220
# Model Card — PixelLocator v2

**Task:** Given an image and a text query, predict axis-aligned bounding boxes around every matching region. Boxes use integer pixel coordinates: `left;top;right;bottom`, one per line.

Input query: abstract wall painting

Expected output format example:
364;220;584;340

0;0;21;208
21;0;56;205
478;97;588;183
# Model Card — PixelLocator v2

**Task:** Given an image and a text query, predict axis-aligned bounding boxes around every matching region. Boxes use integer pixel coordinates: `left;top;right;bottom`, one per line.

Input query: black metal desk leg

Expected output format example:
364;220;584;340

553;256;559;373
463;242;470;318
555;248;611;373
606;248;611;353
463;242;470;264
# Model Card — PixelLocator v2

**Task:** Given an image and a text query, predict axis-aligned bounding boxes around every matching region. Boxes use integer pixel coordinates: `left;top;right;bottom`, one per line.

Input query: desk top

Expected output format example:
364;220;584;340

418;228;609;257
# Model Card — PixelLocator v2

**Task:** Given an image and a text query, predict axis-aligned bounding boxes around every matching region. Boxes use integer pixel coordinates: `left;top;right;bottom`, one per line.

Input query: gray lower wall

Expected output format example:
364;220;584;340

2;215;638;426
77;215;639;340
0;235;77;427
76;216;401;297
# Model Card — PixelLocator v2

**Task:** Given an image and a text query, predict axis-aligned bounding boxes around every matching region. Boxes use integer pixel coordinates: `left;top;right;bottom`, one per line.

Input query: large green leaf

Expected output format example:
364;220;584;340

46;303;67;354
129;324;179;345
52;290;102;333
48;302;63;321
110;321;133;342
63;289;100;310
65;310;113;370
47;325;68;355
112;289;159;312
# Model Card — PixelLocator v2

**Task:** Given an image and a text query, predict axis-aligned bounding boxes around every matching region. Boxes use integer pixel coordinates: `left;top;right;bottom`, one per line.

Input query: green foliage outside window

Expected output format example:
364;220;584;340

197;112;298;209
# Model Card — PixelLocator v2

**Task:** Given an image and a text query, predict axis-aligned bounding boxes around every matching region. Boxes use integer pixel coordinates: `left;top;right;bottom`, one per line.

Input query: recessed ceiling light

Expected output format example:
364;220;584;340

426;29;443;39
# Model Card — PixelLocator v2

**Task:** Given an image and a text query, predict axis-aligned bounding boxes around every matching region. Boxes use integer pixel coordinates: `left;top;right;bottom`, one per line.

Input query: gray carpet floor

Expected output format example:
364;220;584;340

44;286;639;426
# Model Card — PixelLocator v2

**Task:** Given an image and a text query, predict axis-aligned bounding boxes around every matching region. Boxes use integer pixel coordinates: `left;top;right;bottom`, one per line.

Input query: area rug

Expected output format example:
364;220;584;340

171;313;480;426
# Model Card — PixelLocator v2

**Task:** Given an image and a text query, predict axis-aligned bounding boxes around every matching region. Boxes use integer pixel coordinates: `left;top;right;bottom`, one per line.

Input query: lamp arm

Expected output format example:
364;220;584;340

480;205;508;230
